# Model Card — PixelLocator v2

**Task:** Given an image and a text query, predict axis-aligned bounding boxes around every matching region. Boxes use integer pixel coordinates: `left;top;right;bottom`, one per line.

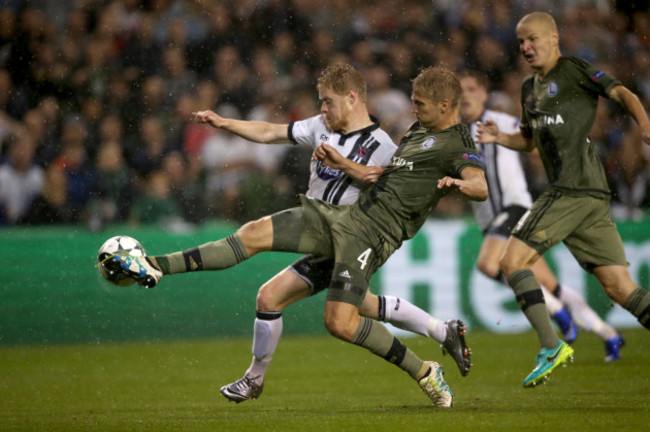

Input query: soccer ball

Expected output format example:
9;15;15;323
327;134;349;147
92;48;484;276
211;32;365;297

97;235;146;286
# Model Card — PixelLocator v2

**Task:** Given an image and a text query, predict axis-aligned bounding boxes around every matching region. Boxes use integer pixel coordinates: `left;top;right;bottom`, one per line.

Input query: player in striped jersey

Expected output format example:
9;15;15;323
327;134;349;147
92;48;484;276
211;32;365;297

459;70;624;361
192;64;471;404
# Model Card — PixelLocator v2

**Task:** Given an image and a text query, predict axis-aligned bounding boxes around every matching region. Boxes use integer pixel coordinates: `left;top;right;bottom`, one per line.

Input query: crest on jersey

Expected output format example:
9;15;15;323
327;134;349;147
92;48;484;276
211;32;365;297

357;146;368;158
547;81;558;98
422;137;436;149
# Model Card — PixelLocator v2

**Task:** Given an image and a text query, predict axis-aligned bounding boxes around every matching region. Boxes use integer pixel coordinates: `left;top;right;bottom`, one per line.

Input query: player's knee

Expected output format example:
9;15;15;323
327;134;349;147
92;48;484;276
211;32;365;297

594;266;637;305
237;219;258;242
256;282;277;311
499;254;525;277
323;314;354;341
600;282;632;305
237;216;272;254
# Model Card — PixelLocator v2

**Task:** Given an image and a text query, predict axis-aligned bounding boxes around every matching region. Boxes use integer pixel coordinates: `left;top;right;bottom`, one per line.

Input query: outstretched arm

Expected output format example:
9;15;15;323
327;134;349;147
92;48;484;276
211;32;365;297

476;119;535;152
193;110;290;144
313;143;380;185
437;166;488;201
609;85;650;145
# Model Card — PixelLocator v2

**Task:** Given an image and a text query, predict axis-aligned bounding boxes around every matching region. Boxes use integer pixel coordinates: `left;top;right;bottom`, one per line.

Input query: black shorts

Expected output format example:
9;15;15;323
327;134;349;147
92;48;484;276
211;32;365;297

288;254;334;296
484;205;529;238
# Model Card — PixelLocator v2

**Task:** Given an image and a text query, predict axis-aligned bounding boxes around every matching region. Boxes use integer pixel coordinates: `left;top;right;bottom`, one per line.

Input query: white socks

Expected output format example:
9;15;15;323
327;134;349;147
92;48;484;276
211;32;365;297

246;316;283;384
556;285;618;340
381;296;447;343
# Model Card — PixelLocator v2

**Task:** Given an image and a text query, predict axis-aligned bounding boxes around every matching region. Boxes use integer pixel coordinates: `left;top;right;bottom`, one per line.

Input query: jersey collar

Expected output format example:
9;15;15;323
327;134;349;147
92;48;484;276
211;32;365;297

336;115;380;138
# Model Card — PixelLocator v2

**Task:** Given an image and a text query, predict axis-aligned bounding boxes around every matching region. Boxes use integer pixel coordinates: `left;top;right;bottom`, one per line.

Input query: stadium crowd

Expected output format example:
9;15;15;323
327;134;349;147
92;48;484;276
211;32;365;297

0;0;649;229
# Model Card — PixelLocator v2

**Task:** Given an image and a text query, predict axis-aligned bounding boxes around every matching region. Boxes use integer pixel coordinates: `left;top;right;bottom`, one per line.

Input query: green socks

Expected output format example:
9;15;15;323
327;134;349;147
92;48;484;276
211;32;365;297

351;317;425;380
508;269;559;350
149;234;250;274
624;287;650;329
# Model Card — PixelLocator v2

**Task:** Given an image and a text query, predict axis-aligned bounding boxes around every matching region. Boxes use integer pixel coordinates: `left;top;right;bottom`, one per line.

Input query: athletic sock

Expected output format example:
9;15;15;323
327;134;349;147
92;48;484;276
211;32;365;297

507;269;559;350
623;287;650;329
378;295;446;343
245;311;283;384
351;316;424;380
556;284;617;340
149;234;249;274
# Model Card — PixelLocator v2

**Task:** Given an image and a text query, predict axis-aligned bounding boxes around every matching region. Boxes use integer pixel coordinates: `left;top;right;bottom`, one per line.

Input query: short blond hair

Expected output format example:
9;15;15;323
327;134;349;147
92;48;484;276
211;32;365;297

412;66;461;108
317;63;367;102
518;11;558;34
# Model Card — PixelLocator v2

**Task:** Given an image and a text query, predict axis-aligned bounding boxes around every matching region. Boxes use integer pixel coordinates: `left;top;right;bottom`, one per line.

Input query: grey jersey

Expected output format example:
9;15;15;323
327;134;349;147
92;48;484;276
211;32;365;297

288;115;396;205
469;109;532;231
520;57;620;197
357;122;484;247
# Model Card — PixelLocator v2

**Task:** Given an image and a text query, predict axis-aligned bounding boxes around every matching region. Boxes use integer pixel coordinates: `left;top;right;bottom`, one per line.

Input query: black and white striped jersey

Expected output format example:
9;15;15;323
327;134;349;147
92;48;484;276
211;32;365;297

288;114;396;205
469;109;533;231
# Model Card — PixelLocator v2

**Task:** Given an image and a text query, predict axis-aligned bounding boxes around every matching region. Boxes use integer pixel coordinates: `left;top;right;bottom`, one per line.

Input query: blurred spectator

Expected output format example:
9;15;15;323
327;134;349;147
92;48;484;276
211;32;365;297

212;45;256;115
0;133;44;224
160;45;198;108
17;164;74;225
98;113;125;148
127;115;170;176
0;110;19;152
161;150;206;224
608;122;650;220
22;108;49;162
78;95;104;159
200;113;260;221
0;8;16;56
0;0;647;227
121;12;162;81
366;64;413;142
128;169;184;227
188;3;242;78
182;80;219;160
87;139;133;231
270;31;298;83
104;73;133;116
69;36;116;102
31;96;62;165
50;118;95;221
124;75;168;138
0;67;29;120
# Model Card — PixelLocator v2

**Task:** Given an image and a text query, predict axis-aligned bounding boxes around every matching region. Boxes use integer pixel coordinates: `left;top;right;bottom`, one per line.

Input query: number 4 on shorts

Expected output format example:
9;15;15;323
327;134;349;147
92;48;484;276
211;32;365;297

357;248;372;270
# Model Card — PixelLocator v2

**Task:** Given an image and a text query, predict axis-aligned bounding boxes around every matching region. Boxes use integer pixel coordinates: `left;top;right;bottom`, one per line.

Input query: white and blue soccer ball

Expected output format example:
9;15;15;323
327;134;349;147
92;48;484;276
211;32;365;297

97;235;146;286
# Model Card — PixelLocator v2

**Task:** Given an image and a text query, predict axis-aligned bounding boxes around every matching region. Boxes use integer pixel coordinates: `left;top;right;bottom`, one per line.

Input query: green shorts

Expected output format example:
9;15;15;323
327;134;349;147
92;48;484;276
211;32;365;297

270;196;396;307
511;189;628;272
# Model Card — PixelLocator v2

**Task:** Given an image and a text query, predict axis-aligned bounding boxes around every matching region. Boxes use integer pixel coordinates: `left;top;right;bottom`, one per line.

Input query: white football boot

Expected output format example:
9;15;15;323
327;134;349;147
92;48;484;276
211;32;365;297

419;361;453;407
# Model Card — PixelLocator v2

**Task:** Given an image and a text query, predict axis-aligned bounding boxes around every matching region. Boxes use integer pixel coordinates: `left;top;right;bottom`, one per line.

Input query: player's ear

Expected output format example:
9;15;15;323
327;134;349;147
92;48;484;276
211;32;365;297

551;30;559;47
440;98;451;112
347;90;358;104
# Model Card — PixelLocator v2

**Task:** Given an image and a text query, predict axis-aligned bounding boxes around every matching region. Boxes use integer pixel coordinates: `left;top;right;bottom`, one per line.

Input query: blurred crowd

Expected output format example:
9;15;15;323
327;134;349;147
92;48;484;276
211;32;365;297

0;0;649;230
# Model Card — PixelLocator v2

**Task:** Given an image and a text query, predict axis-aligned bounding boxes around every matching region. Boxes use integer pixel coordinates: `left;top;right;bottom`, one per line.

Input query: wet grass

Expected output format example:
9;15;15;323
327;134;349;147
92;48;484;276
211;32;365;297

1;329;648;431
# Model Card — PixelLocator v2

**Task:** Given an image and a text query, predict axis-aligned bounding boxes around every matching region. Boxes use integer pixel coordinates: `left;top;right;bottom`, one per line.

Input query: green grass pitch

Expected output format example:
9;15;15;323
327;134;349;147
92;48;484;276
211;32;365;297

1;329;648;431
